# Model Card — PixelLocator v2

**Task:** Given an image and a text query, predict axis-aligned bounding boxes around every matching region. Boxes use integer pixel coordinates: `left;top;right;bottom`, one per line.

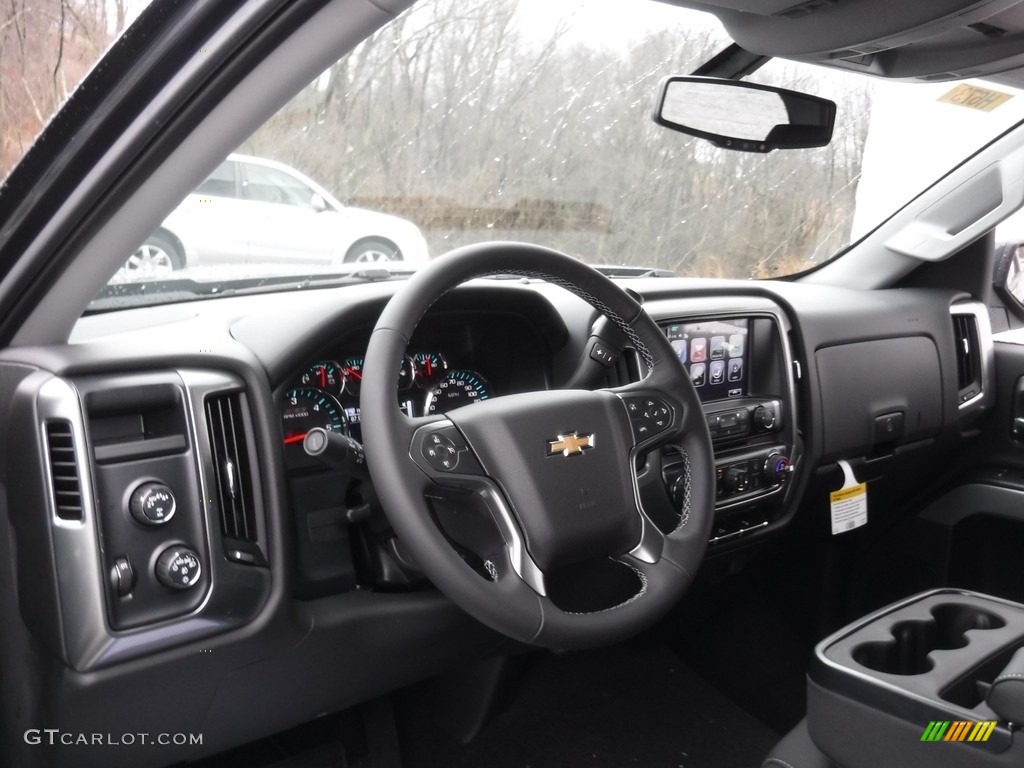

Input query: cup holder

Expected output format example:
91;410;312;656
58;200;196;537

852;603;1005;676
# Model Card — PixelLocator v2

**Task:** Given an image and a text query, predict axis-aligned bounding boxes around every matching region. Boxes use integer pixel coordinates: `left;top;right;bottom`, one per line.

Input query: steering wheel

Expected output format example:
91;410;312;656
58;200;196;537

361;243;714;648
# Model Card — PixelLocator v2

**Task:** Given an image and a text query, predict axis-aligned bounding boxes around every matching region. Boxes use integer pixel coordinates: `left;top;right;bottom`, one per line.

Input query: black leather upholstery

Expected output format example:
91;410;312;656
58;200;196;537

988;646;1024;725
762;719;837;768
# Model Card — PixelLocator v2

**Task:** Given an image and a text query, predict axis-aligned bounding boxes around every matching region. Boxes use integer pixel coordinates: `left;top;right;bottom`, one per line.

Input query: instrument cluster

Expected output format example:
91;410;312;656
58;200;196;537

281;352;493;447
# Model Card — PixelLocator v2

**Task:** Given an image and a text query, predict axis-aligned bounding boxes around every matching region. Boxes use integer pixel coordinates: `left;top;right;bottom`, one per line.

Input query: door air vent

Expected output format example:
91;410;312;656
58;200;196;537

45;420;84;521
205;392;263;564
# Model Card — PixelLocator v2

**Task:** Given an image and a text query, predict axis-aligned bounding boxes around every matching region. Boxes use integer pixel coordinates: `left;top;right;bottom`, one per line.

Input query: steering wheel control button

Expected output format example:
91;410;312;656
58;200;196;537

110;557;135;597
414;425;481;476
423;432;461;471
589;340;619;367
155;545;202;590
623;396;673;441
128;482;176;525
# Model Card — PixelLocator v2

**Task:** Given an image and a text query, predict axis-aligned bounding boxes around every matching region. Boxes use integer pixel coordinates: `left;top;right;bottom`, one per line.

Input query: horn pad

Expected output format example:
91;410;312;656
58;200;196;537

448;389;640;570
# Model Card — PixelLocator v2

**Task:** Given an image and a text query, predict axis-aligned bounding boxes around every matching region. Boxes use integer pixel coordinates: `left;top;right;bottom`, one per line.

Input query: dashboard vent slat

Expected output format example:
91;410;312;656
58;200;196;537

952;312;981;403
45;421;84;521
205;393;259;553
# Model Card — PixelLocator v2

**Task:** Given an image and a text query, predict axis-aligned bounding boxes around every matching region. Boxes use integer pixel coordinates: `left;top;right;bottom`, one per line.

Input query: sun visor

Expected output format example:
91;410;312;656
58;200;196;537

885;144;1024;260
666;0;1024;81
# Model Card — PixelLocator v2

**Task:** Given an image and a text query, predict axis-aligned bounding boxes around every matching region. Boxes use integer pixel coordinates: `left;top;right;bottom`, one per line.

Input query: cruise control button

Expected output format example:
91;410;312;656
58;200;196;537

413;424;484;477
421;432;464;472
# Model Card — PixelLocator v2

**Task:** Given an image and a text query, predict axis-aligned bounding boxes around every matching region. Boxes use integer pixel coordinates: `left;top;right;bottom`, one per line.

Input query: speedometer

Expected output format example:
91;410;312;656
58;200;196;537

425;370;492;414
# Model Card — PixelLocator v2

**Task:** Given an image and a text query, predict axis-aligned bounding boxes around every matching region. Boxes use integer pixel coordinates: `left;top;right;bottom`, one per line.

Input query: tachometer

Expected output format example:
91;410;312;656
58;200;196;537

282;388;347;445
425;370;492;414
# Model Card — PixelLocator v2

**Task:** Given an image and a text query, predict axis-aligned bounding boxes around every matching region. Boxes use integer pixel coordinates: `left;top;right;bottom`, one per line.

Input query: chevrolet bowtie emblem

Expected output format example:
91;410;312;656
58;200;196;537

548;432;595;457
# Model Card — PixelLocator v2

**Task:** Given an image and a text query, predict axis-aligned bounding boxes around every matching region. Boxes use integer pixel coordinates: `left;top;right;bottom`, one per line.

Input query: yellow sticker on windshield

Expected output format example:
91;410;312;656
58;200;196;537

939;84;1013;112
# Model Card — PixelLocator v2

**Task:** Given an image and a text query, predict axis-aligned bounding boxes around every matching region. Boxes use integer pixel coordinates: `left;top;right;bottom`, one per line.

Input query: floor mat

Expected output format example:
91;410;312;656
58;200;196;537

399;645;778;768
666;570;813;735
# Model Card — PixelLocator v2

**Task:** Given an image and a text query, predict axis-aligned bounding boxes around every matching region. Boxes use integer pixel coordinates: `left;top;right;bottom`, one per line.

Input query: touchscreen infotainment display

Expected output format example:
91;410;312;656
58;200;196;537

663;318;748;401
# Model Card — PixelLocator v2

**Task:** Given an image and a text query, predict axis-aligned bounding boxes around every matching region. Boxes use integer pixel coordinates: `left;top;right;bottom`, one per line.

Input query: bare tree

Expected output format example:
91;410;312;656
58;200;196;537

1;0;114;178
243;0;874;278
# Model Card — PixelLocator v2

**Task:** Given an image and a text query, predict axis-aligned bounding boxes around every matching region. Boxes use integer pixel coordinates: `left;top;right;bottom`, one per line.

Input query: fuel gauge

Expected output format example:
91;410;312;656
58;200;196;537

300;360;344;395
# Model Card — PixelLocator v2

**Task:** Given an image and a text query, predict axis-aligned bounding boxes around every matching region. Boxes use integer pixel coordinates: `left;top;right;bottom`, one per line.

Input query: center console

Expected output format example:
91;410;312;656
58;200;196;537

651;303;799;547
807;589;1024;767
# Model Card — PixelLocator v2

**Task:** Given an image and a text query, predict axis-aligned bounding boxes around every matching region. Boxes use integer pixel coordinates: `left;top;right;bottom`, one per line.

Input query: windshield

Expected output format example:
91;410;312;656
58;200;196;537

1;2;152;179
93;0;1024;309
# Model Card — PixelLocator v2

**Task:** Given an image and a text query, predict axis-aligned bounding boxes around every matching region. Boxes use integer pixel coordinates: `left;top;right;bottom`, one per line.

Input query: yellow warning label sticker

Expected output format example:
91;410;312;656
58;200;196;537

939;84;1013;112
830;482;867;534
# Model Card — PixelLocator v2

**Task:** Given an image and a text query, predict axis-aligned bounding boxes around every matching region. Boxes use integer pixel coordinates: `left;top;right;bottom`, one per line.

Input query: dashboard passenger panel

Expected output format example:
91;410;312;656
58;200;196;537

816;337;943;461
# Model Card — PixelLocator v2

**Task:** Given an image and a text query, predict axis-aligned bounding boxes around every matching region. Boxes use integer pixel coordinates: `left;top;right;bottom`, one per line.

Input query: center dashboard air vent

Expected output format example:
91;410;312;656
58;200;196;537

205;392;265;565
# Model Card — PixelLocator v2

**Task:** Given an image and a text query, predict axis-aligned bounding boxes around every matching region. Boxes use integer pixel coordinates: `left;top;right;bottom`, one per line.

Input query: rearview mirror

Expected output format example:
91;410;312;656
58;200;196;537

653;76;836;153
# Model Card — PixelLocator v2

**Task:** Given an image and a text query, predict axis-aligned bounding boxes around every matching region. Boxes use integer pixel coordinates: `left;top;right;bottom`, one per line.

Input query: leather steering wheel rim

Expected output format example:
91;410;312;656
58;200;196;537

361;242;715;648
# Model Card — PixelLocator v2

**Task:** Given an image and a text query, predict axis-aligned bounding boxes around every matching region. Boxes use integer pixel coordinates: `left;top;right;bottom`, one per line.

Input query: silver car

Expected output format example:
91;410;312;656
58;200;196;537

124;154;429;272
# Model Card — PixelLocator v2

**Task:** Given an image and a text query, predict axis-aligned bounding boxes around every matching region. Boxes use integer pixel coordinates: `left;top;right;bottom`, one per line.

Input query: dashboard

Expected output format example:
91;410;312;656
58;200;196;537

0;274;994;768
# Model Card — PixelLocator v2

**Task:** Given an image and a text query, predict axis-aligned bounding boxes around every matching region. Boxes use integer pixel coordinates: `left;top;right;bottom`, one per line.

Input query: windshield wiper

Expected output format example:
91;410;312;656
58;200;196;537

86;268;417;314
590;265;676;278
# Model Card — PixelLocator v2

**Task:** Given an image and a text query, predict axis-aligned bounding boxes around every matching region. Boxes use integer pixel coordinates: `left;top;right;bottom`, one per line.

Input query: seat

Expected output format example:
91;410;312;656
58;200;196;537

762;719;837;768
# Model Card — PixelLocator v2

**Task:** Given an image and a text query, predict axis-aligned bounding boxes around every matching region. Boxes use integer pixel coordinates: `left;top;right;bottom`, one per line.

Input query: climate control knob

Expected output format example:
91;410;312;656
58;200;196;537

764;453;792;486
155;545;202;590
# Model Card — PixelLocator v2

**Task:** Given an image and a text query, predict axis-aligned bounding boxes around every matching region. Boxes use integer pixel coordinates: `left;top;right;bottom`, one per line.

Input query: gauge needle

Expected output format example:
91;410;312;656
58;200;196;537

320;368;326;388
283;433;307;445
426;358;432;377
347;369;362;381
